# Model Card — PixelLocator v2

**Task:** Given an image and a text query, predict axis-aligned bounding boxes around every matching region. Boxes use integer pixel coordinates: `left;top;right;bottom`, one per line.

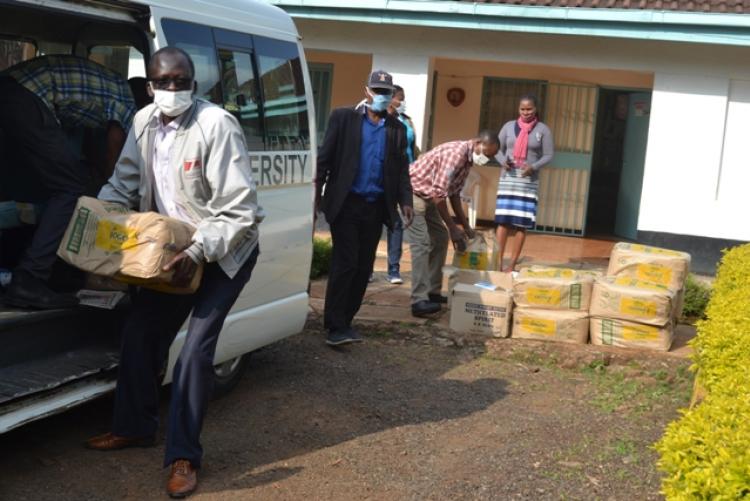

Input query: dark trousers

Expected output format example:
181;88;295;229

112;247;259;468
386;217;403;276
324;194;385;333
0;77;86;280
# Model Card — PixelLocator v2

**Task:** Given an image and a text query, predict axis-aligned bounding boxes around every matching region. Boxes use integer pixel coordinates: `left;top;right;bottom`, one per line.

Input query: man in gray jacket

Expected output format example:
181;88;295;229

85;48;263;499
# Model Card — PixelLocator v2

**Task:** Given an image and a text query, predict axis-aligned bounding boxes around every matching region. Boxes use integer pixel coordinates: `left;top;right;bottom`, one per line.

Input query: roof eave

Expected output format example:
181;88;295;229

270;0;750;47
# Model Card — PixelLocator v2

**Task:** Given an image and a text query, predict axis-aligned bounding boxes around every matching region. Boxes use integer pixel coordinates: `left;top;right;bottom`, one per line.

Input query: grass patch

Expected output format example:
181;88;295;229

310;237;332;279
582;362;692;415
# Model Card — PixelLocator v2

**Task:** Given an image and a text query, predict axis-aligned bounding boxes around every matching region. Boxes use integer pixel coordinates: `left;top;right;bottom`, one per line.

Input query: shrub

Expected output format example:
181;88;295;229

655;243;750;499
310;237;332;279
680;274;712;320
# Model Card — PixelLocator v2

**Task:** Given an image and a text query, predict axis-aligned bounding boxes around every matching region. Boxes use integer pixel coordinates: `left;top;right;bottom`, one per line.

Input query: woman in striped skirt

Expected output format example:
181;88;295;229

494;95;554;272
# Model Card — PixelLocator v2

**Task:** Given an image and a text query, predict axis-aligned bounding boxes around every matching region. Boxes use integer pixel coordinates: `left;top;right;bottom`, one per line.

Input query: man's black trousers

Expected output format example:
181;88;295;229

324;193;385;333
111;247;258;468
0;76;86;280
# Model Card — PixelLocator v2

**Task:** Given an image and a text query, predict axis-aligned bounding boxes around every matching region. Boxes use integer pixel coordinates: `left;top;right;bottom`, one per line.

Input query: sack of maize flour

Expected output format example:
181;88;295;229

512;308;589;344
512;275;593;311
590;317;674;352
589;276;674;326
452;234;495;271
57;197;202;294
607;242;690;291
519;266;603;281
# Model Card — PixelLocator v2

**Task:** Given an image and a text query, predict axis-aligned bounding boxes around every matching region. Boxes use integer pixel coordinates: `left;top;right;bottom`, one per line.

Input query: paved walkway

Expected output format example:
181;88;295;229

311;230;695;358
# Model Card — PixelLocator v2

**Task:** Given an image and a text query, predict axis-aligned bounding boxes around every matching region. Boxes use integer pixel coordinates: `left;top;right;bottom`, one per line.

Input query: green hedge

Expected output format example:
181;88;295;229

310;237;333;279
655;244;750;500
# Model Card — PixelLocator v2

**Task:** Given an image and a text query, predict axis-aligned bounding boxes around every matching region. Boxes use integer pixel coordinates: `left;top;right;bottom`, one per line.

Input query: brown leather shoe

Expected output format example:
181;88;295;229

167;459;197;498
85;432;156;451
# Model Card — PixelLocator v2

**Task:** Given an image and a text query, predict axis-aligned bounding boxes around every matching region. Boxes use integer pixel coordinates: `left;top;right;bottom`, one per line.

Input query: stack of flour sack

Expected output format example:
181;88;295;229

589;243;690;352
447;242;690;352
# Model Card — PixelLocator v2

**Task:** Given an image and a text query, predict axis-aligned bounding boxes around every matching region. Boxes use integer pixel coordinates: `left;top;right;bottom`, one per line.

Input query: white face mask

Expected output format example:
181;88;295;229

472;146;490;166
151;85;194;117
396;101;406;114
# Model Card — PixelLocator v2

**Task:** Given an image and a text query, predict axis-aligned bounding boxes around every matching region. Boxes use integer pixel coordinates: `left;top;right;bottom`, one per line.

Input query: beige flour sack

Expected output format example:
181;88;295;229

607;242;690;291
590;317;674;352
512;276;593;311
57;197;202;294
512;308;589;344
589;277;675;326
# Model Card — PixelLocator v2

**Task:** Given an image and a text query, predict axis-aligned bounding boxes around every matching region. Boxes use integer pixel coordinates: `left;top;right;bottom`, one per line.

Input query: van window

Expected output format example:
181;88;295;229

89;46;146;79
218;48;263;150
160;19;222;104
0;39;35;71
255;36;310;151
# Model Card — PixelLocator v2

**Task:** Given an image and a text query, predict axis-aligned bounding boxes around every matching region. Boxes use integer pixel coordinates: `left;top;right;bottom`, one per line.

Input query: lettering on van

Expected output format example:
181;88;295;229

249;152;311;187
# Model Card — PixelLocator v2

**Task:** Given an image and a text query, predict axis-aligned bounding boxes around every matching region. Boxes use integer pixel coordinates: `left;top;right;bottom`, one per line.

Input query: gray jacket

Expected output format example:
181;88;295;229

99;99;263;279
496;120;554;182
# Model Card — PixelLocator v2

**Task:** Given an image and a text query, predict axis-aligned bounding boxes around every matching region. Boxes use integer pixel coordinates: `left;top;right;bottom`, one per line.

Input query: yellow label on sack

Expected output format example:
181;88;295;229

521;318;556;335
622;324;660;341
614;276;669;292
620;297;658;318
636;264;673;286
95;221;138;253
629;244;683;257
524;268;576;279
455;252;490;271
526;287;562;306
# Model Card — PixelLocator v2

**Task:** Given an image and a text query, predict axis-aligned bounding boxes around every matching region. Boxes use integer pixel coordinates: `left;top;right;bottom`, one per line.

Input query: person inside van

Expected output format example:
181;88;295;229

0;54;135;309
86;47;263;499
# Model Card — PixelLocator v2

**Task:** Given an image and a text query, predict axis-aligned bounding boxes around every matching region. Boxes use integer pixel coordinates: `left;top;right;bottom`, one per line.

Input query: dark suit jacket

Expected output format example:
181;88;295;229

315;107;412;228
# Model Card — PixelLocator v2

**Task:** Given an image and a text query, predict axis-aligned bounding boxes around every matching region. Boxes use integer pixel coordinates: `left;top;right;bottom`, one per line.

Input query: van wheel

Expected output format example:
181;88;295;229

212;354;249;399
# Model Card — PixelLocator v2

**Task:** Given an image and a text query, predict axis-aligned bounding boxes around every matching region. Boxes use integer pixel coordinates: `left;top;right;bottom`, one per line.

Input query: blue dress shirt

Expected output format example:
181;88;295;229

351;110;386;201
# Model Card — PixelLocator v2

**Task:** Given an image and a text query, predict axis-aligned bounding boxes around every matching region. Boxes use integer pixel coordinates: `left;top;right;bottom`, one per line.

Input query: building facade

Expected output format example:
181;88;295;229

271;0;750;273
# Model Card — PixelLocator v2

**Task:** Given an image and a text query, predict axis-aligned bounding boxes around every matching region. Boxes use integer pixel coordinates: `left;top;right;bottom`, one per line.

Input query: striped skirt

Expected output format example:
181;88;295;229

495;173;539;229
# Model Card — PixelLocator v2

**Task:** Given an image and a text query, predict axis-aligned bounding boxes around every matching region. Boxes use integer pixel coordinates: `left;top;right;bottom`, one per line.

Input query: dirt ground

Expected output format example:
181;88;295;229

0;317;692;501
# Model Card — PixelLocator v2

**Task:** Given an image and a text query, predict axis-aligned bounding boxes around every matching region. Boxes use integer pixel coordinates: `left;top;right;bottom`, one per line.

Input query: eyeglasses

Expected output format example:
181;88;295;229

149;77;193;90
369;88;393;96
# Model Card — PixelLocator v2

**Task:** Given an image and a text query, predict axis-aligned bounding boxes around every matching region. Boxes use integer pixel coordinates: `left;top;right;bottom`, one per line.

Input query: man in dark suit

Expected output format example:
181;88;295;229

316;70;414;346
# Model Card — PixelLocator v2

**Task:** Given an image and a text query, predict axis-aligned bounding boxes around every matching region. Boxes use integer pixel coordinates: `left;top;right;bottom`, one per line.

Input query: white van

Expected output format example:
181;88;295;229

0;0;316;433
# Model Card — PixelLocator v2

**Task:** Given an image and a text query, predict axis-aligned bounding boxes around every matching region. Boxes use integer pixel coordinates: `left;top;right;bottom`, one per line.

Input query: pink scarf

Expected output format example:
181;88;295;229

513;116;538;165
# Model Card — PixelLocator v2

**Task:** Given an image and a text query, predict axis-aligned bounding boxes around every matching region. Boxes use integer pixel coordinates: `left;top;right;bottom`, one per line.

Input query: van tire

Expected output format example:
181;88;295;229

212;354;249;399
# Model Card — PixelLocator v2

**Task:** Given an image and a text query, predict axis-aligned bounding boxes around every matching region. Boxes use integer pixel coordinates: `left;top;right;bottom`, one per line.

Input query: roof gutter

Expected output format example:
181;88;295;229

270;0;750;47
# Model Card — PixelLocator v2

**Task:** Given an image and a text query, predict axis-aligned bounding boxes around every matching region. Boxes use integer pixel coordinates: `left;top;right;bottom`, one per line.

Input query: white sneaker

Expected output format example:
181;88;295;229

388;274;404;284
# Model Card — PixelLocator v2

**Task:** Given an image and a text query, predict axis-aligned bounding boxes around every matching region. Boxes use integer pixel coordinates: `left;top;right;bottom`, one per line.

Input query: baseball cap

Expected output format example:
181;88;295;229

367;69;395;91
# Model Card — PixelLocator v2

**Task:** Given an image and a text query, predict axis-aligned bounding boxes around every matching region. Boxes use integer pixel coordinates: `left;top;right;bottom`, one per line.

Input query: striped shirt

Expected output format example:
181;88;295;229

3;55;135;130
409;140;473;199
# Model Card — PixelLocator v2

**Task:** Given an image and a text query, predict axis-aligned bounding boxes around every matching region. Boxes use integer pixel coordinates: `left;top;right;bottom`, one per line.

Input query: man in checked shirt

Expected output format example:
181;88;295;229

405;130;500;317
0;55;134;309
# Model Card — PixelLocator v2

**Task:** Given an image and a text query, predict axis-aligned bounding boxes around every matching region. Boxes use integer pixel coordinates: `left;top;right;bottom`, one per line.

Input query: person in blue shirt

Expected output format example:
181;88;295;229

315;70;414;346
384;85;418;284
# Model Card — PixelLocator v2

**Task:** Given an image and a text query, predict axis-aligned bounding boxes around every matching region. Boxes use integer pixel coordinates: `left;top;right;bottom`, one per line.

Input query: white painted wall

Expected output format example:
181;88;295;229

638;74;750;241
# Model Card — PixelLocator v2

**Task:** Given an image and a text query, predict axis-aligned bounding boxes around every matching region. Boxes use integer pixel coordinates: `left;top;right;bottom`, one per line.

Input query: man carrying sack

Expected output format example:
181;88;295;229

85;47;263;499
405;131;499;318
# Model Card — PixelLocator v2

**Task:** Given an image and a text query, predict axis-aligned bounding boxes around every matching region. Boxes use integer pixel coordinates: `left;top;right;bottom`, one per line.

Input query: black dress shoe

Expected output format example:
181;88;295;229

411;300;441;317
3;271;79;310
428;293;448;304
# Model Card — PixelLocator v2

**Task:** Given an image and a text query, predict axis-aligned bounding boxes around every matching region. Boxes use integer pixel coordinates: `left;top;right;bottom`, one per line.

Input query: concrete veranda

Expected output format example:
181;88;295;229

310;229;696;358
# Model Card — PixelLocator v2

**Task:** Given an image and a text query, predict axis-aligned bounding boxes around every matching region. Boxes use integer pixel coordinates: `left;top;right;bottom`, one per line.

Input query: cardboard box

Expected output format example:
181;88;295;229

444;267;513;309
589;276;674;326
590;317;674;352
449;283;513;337
57;197;202;294
512;276;593;311
607;242;690;291
512;308;589;344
